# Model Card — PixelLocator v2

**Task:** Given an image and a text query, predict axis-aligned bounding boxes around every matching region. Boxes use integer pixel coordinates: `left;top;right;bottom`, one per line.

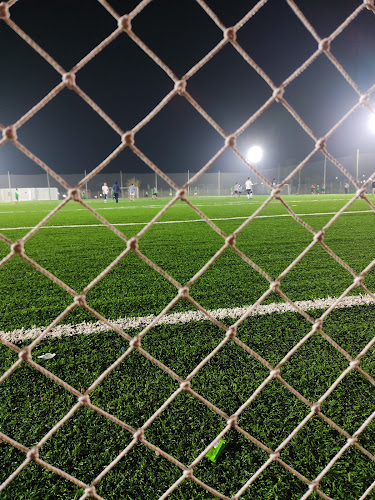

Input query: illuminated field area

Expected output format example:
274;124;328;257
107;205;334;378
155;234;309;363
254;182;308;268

1;194;375;499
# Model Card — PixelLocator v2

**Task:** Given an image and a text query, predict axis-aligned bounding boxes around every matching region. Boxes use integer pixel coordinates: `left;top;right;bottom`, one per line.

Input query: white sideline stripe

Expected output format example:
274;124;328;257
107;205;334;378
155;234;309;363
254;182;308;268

0;197;353;214
0;210;373;231
1;295;375;344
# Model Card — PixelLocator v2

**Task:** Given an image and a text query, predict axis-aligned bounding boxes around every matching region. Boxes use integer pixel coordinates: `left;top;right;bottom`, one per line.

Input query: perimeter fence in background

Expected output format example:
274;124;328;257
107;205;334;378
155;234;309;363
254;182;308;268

1;0;375;499
2;151;375;198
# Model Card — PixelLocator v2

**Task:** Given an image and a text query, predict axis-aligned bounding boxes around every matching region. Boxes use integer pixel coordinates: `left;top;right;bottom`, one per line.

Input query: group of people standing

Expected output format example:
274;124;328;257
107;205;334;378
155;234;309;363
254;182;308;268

101;182;118;203
232;178;255;199
101;182;161;202
310;184;326;194
232;177;280;199
101;182;138;203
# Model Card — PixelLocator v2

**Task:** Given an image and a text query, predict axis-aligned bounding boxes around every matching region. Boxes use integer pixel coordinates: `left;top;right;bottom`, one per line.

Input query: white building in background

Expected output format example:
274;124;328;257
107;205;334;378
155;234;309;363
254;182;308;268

0;187;59;202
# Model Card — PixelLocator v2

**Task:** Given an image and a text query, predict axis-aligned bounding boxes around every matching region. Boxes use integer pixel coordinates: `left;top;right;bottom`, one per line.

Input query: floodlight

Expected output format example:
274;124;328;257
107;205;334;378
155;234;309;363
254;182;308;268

369;114;375;134
247;145;263;163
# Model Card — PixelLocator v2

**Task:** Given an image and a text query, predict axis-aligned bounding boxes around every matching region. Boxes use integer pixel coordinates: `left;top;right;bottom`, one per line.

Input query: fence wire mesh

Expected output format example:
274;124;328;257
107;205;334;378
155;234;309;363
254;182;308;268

1;0;375;499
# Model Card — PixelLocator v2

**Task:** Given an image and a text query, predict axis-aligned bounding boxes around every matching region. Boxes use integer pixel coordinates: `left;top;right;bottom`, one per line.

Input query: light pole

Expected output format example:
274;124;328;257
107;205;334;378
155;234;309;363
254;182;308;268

356;114;375;183
356;148;359;182
8;171;12;201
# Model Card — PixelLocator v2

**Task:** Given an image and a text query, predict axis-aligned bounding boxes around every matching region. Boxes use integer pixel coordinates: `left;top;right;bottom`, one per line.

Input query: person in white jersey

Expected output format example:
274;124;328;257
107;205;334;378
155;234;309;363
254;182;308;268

245;178;253;199
102;182;109;203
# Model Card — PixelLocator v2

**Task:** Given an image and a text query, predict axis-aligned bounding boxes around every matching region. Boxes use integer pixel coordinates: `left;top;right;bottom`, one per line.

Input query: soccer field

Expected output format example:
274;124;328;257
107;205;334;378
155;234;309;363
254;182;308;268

1;194;375;499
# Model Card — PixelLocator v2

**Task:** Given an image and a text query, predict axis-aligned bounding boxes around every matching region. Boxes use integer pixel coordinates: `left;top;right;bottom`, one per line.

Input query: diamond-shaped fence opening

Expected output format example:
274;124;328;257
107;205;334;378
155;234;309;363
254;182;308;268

1;0;375;499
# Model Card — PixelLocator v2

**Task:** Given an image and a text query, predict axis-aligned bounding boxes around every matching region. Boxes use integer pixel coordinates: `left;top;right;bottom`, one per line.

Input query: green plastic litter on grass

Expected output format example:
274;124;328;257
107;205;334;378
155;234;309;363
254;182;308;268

205;439;227;462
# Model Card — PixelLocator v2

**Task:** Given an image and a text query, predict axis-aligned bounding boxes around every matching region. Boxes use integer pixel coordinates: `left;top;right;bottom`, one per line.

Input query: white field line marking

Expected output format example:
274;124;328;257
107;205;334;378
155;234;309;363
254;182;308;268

1;295;375;344
0;197;365;215
0;210;373;232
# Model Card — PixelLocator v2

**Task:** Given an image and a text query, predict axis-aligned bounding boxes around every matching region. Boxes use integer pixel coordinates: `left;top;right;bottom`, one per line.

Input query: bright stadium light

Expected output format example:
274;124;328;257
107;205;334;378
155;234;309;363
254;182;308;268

369;114;375;134
247;145;263;164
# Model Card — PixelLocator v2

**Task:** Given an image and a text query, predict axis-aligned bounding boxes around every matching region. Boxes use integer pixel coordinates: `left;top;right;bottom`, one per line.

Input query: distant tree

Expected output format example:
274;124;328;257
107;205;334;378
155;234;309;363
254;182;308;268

127;177;140;188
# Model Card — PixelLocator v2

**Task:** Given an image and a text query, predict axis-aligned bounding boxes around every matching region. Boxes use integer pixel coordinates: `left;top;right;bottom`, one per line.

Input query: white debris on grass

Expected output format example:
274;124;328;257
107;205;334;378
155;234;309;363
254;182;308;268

1;294;375;344
37;353;56;359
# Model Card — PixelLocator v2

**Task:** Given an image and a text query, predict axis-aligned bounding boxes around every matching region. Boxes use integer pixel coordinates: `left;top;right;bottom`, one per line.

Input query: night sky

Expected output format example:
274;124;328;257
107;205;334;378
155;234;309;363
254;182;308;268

1;0;374;180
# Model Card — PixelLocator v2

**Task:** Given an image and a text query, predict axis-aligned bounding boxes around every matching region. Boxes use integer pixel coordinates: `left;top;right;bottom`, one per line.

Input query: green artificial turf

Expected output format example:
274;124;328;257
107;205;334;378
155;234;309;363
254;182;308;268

0;195;374;499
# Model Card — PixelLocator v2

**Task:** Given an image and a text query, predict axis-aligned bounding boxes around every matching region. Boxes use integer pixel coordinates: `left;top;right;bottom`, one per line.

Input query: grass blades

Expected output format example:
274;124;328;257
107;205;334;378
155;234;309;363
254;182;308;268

1;195;375;499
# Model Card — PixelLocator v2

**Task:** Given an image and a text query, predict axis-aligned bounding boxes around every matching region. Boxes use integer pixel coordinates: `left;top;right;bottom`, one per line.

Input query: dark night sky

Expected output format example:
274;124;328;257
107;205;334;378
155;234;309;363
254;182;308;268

0;0;374;179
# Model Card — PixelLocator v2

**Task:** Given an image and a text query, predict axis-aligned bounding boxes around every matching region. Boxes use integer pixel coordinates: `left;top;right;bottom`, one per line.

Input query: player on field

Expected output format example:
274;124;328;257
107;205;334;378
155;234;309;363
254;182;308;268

102;182;109;203
129;183;136;201
112;182;120;203
245;178;253;199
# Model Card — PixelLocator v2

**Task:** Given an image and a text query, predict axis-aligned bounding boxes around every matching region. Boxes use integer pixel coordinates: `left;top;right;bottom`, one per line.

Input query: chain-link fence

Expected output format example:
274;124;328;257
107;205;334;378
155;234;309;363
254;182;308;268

1;0;375;499
2;152;375;198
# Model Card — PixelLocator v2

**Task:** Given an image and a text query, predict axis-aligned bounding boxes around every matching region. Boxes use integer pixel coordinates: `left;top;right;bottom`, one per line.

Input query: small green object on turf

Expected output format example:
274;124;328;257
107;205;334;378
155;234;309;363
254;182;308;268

205;439;226;462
